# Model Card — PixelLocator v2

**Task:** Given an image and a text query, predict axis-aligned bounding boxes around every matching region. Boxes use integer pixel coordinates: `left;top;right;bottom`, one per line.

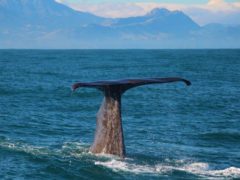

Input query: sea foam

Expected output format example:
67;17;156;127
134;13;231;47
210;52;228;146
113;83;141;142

95;159;240;178
1;139;240;178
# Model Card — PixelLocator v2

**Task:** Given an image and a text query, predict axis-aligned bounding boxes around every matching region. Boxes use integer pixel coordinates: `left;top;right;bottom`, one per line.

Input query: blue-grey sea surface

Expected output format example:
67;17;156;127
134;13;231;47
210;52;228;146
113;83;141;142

0;50;240;179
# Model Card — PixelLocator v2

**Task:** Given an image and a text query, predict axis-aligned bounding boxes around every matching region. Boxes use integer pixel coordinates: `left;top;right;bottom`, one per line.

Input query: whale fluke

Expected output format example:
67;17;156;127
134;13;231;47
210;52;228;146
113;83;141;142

72;77;191;92
72;77;191;158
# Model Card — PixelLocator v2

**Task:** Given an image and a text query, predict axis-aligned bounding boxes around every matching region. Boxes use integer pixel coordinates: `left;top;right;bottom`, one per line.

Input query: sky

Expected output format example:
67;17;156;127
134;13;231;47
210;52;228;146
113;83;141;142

56;0;240;25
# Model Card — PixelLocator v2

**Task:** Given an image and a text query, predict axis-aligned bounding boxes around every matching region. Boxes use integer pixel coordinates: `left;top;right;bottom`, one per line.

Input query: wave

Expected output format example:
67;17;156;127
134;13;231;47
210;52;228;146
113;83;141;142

29;71;61;76
0;139;90;159
95;160;240;178
181;163;240;178
0;140;50;156
200;132;240;142
1;139;240;178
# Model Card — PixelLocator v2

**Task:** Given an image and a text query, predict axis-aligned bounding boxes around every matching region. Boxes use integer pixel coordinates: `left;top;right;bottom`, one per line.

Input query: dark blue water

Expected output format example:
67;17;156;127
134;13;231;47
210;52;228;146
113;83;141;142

0;50;240;179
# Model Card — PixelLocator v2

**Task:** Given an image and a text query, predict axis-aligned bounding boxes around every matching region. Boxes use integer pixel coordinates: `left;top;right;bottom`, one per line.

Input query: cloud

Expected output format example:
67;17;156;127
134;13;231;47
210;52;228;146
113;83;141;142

74;2;145;18
182;0;240;25
55;0;240;25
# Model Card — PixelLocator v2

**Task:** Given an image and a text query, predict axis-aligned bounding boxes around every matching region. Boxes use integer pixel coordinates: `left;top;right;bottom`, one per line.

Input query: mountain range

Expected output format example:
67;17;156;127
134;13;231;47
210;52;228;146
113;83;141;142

0;0;239;48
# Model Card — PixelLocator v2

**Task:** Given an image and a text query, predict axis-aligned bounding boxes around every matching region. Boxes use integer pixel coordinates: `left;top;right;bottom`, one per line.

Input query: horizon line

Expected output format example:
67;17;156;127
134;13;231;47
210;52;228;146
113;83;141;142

1;48;240;50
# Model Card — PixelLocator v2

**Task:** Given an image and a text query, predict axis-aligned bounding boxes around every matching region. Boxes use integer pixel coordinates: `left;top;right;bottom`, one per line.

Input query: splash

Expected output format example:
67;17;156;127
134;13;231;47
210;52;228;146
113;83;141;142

1;139;239;178
180;163;240;178
95;159;157;174
95;159;240;178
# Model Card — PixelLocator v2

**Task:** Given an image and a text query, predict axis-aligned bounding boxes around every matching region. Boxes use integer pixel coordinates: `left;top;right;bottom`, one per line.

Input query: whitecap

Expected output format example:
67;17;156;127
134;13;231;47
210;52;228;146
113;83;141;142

0;140;91;159
95;159;156;174
1;140;240;178
179;163;240;178
209;167;240;177
0;141;50;156
95;159;240;178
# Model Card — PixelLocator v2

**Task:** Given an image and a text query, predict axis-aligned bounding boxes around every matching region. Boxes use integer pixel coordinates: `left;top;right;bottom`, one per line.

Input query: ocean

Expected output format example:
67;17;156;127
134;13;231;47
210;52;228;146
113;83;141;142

0;50;240;179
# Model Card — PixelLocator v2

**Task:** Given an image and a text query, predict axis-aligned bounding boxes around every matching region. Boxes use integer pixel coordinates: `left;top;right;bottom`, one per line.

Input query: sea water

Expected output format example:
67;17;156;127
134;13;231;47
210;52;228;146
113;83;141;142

0;50;240;179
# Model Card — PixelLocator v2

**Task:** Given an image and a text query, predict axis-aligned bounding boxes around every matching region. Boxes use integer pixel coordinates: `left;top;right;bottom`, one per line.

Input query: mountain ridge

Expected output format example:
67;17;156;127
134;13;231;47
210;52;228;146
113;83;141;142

0;0;239;48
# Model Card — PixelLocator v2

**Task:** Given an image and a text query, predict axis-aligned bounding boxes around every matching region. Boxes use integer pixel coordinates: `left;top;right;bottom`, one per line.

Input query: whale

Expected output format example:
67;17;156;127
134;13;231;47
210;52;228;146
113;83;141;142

72;77;191;158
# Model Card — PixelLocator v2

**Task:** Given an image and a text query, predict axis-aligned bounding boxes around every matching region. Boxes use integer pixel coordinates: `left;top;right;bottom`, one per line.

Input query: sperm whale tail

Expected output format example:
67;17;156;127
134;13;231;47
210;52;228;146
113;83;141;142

72;77;191;158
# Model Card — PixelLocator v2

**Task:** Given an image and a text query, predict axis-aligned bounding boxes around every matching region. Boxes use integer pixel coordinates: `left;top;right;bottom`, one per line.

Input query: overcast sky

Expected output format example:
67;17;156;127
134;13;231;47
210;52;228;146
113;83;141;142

56;0;240;25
